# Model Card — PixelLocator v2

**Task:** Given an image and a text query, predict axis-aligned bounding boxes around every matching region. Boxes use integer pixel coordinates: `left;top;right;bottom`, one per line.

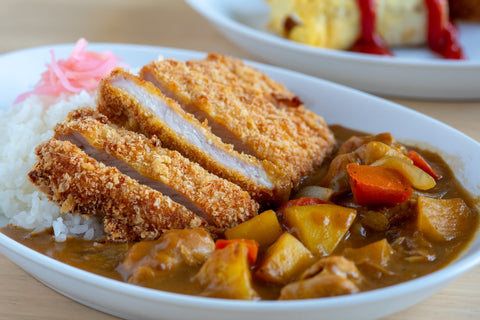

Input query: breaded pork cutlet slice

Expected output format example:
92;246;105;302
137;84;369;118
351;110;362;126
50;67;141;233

97;69;291;208
28;139;206;242
202;54;334;142
139;54;336;189
54;107;259;229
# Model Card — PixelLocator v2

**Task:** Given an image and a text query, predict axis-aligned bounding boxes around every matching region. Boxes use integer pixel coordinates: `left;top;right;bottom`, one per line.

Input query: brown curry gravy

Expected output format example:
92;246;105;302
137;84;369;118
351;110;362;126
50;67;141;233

2;126;479;299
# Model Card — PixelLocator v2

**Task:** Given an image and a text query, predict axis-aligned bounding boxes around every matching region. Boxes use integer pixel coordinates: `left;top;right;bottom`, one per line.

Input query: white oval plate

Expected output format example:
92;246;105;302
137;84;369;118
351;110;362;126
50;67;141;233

186;0;480;100
0;43;480;320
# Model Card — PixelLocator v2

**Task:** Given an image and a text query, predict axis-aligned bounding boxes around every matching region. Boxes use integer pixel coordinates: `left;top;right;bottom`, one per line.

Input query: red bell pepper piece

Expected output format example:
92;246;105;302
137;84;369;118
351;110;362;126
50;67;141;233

407;150;442;180
277;197;329;213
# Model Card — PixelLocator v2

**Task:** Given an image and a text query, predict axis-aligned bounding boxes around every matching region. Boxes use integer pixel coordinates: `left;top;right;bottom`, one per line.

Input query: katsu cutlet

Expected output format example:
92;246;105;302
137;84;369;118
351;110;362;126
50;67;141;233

139;54;336;189
97;69;291;208
54;107;259;229
28;139;206;242
201;54;334;143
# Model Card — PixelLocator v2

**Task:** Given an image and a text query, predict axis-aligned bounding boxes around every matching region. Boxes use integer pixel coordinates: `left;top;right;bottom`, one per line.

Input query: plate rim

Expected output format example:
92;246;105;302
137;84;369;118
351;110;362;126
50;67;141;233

185;0;480;68
1;228;480;311
185;0;480;100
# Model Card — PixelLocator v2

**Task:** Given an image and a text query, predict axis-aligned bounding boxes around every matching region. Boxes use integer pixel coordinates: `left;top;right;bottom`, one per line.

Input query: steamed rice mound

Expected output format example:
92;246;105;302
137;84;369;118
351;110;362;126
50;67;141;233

0;91;104;241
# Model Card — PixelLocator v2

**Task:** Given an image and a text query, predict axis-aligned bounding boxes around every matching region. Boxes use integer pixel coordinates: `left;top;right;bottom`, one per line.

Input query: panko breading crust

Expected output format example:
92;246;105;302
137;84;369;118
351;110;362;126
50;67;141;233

203;54;334;143
28;138;206;242
140;54;336;189
97;69;291;208
54;107;259;229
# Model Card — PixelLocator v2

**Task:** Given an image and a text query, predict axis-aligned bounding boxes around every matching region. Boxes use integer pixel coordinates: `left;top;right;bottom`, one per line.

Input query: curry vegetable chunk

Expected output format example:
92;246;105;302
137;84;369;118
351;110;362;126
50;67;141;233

256;232;315;285
321;140;409;194
417;196;474;241
283;204;357;256
193;241;259;299
342;239;395;278
370;156;436;190
343;239;394;267
224;210;283;249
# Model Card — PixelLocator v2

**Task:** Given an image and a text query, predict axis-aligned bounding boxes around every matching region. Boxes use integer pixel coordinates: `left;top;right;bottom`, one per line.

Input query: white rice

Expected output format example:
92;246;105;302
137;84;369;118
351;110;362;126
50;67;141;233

0;91;105;241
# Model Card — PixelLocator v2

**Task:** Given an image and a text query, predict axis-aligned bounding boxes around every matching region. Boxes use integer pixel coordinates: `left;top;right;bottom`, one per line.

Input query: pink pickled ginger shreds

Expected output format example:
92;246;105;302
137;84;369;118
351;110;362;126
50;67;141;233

14;38;128;104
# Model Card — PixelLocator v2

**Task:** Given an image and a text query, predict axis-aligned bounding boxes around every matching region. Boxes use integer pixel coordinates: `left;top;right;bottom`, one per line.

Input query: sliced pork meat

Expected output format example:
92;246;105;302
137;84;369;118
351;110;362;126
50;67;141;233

28;138;207;242
97;69;291;208
139;54;336;189
54;107;259;230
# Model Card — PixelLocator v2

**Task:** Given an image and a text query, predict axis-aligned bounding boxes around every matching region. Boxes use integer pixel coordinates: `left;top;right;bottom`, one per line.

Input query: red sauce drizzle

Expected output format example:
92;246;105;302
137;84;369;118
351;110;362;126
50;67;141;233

350;0;393;56
350;0;465;59
424;0;465;59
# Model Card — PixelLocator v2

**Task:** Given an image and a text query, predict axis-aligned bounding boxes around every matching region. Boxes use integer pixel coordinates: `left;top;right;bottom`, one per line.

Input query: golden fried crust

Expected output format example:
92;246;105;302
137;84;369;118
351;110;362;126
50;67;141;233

139;54;336;189
54;107;259;229
28;138;207;242
97;69;291;208
203;54;335;144
202;54;336;175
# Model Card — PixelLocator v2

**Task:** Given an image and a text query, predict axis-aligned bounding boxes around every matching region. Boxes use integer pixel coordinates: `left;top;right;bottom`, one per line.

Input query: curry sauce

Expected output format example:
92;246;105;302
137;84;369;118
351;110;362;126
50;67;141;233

2;126;479;300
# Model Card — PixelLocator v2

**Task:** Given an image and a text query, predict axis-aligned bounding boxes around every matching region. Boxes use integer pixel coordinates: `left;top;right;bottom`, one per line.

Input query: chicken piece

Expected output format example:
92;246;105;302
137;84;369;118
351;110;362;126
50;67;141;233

54;107;259;230
119;228;214;284
28;138;206;242
299;255;363;281
279;256;363;299
97;69;290;209
139;54;335;190
279;272;360;300
193;241;259;300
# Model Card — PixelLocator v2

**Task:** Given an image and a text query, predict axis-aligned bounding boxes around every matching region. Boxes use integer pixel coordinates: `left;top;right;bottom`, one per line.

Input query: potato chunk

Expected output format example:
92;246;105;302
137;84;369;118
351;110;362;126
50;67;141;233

342;239;395;278
343;239;394;267
417;196;474;241
255;232;315;285
283;204;357;256
193;242;259;300
224;210;283;248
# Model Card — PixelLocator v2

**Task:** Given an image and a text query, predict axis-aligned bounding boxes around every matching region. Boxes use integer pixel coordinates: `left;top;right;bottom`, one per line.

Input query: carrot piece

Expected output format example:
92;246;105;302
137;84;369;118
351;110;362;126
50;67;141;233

407;150;442;180
346;163;413;206
215;239;259;264
277;197;329;213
